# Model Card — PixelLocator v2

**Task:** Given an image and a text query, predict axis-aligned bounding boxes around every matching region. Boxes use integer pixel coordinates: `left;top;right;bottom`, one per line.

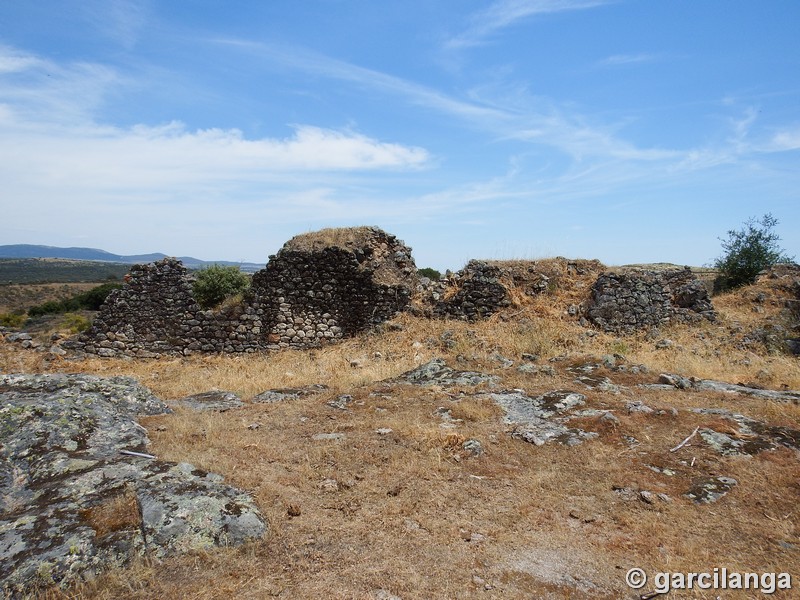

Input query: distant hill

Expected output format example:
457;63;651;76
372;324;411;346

0;245;265;273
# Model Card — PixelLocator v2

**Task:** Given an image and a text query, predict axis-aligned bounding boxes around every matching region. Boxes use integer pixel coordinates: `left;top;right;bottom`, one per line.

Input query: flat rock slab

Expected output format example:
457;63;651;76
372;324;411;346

174;391;243;411
651;373;800;404
692;408;800;455
0;374;266;597
685;476;738;504
483;390;597;447
252;384;328;403
390;358;499;387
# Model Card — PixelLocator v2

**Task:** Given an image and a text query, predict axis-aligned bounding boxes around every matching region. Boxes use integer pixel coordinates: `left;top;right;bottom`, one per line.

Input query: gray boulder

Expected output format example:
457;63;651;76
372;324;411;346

0;374;267;597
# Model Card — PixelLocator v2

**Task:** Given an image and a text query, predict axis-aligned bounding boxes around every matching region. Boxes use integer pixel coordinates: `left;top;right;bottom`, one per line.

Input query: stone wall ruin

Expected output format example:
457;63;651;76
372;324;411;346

73;228;720;357
73;226;417;357
586;267;717;334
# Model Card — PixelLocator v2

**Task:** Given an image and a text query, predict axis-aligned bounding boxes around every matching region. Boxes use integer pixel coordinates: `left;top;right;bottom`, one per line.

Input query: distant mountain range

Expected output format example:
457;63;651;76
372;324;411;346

0;245;265;273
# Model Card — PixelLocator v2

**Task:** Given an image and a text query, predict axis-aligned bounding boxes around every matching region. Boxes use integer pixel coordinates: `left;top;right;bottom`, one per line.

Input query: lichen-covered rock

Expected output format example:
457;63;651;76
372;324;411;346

252;384;329;403
684;476;737;504
174;391;243;411
485;390;597;446
0;374;267;597
389;358;499;387
586;268;716;334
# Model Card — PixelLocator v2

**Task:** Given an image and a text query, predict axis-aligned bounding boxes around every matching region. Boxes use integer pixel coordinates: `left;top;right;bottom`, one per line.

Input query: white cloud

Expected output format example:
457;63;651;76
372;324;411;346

81;0;150;49
447;0;611;49
0;121;430;192
768;126;800;152
597;53;658;67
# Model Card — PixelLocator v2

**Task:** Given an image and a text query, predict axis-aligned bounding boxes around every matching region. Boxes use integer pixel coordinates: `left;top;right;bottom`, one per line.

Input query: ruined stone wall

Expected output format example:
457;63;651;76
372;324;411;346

73;259;267;357
74;227;417;357
586;267;716;334
431;261;512;321
423;258;605;322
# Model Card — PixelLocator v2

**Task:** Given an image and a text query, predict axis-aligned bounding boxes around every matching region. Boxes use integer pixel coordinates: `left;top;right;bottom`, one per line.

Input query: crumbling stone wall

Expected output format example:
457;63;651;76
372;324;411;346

424;258;605;321
432;261;512;320
74;227;417;357
252;227;417;348
586;267;716;334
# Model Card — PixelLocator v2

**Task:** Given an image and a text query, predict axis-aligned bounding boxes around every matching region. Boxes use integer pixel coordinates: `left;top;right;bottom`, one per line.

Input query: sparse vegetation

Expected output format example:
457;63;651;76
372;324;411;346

192;264;250;309
62;313;91;333
713;213;794;292
417;267;441;280
0;311;26;328
0;258;131;284
2;255;800;599
27;283;121;316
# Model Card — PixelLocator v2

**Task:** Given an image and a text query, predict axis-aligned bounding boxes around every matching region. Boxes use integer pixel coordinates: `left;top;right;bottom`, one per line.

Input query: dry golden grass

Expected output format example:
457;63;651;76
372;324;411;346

3;267;800;599
79;487;141;538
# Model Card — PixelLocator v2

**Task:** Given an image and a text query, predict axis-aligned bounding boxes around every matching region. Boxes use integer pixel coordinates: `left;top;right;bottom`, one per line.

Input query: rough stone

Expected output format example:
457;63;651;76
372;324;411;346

0;374;267;597
485;390;597;446
390;358;499;387
72;226;417;356
684;476;738;504
251;384;328;403
174;391;243;412
586;268;716;334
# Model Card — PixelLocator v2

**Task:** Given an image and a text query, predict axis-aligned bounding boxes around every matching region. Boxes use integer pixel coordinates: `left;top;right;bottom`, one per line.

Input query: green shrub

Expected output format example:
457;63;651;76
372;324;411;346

192;265;251;309
26;282;121;316
74;282;121;310
62;313;90;333
28;300;66;317
713;214;794;292
417;267;441;281
0;311;27;328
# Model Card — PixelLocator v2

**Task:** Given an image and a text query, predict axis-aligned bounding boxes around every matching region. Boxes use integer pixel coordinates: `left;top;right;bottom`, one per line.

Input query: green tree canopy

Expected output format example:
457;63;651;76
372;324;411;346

713;214;794;292
192;264;250;309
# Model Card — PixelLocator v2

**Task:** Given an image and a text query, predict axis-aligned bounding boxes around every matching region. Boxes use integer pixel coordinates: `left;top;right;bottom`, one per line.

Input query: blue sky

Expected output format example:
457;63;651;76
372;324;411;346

1;0;798;270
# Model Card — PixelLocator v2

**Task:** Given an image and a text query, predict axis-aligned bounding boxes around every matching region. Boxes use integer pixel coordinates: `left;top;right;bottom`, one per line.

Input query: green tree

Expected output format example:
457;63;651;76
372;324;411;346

417;267;441;281
192;264;250;309
713;214;794;292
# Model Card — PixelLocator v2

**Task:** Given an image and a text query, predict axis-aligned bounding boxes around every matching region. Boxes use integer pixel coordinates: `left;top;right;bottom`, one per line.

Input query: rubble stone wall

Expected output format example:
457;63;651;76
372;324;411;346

74;227;417;357
586;267;716;334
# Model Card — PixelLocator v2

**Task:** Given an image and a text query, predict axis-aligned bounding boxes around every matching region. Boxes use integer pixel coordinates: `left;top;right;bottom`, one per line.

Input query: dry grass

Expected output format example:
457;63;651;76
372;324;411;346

0;282;99;313
3;267;800;599
80;487;141;538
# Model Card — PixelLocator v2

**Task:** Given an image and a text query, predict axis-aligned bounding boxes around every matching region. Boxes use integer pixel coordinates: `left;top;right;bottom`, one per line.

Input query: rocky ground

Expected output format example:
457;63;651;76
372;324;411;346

0;266;798;599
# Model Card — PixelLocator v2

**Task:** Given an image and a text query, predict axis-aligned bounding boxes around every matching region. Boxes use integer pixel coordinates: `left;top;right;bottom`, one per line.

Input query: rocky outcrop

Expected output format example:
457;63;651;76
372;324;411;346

586;267;716;334
0;374;266;597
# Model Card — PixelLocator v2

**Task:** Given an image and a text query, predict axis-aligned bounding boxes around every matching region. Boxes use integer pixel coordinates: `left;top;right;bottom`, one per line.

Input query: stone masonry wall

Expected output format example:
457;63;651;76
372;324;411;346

432;261;512;321
74;227;417;357
586;267;716;334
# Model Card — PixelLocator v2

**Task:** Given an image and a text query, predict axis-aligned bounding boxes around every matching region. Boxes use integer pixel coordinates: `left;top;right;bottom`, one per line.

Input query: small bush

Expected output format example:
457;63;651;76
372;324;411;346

417;267;441;281
75;282;122;310
62;313;90;333
192;265;251;309
26;283;121;316
0;311;27;328
713;214;794;292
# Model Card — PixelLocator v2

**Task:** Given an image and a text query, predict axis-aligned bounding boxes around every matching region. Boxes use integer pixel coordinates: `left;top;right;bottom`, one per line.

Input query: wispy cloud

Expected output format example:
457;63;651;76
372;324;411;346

597;53;659;67
446;0;611;49
769;126;800;152
81;0;150;49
